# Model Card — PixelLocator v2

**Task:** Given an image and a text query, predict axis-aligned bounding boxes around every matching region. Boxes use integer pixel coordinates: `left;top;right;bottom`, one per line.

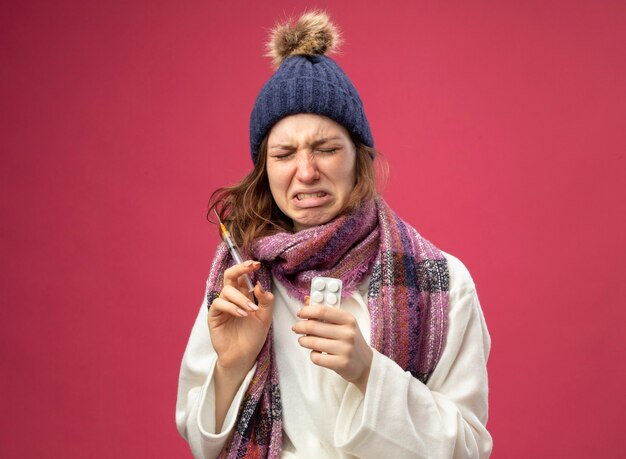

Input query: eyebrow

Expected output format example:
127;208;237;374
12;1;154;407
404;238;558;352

268;137;343;149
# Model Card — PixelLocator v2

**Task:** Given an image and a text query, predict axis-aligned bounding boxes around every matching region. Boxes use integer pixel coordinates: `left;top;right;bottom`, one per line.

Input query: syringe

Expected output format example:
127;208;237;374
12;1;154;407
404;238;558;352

214;210;255;293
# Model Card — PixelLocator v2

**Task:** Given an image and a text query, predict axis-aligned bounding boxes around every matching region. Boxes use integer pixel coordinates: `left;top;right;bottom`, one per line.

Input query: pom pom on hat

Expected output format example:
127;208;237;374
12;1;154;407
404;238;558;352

249;11;374;163
266;10;342;68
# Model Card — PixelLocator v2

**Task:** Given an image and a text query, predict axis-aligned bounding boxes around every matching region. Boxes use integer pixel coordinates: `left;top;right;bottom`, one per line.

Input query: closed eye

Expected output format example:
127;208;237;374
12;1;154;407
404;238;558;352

269;150;295;160
273;154;292;160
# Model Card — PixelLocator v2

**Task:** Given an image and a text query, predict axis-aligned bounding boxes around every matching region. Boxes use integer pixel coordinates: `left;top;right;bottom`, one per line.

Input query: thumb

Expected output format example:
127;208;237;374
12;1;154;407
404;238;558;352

254;282;274;321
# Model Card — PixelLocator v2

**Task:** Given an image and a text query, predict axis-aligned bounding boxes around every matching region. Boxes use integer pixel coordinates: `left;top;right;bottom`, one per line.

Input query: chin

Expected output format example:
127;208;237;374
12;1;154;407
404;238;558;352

292;213;338;231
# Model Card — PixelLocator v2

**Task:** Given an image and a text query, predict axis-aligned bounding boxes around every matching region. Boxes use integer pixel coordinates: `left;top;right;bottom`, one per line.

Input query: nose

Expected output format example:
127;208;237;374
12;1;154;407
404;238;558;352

295;152;319;183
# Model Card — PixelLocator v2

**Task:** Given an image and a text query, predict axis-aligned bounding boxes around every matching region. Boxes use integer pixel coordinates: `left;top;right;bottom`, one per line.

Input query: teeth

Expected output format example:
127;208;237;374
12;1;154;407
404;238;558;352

297;192;326;200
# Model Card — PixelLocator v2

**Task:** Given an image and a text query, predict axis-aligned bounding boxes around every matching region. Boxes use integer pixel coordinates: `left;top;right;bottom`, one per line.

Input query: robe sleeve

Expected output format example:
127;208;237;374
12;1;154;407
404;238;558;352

334;253;492;458
175;294;256;459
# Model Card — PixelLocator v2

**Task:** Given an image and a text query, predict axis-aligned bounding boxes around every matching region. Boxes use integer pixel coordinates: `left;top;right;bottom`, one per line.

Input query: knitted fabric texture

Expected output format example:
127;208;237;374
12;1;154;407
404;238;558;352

205;197;449;458
249;54;374;163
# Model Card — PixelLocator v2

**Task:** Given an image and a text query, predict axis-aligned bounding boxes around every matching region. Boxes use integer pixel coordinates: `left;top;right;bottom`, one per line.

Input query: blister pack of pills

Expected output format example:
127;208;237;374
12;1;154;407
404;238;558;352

309;277;343;307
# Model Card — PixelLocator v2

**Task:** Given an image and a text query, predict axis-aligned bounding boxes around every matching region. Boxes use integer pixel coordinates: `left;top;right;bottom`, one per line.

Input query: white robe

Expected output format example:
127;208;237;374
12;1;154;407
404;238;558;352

176;251;492;458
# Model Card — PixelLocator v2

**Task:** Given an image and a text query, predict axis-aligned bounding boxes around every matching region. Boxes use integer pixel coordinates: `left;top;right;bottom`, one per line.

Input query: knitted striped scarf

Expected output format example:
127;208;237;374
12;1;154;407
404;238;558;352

205;196;449;458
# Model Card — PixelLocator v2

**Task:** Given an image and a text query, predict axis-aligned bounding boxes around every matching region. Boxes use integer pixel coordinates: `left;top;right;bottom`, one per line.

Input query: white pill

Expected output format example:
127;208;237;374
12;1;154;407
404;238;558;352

327;280;340;292
313;278;326;291
311;291;324;304
326;293;338;305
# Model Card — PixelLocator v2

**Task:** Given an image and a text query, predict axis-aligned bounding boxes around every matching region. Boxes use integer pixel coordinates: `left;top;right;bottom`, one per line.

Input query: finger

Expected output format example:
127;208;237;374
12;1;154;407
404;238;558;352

304;295;310;306
253;282;274;322
237;275;253;293
220;285;259;312
298;335;346;355
291;319;343;339
297;304;351;325
253;282;274;308
236;275;258;301
309;350;346;371
210;297;250;318
223;260;261;288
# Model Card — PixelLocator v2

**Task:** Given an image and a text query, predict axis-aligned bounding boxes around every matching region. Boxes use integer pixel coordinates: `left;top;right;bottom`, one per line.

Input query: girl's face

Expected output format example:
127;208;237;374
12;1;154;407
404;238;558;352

266;114;357;232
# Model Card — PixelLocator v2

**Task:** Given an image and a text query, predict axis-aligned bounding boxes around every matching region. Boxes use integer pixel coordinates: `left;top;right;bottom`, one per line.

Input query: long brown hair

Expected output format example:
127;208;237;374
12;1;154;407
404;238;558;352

207;137;386;253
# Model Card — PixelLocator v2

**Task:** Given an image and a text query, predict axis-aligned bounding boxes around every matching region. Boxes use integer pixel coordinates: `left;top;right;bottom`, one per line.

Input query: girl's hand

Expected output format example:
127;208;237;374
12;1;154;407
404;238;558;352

292;299;373;393
208;260;274;375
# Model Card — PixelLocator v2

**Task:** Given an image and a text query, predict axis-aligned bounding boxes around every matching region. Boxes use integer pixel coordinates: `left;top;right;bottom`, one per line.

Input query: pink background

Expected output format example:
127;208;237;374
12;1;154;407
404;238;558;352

2;1;625;457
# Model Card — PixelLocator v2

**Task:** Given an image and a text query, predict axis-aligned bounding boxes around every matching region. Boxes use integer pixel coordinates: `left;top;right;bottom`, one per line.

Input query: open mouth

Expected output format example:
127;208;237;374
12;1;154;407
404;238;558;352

296;191;327;200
